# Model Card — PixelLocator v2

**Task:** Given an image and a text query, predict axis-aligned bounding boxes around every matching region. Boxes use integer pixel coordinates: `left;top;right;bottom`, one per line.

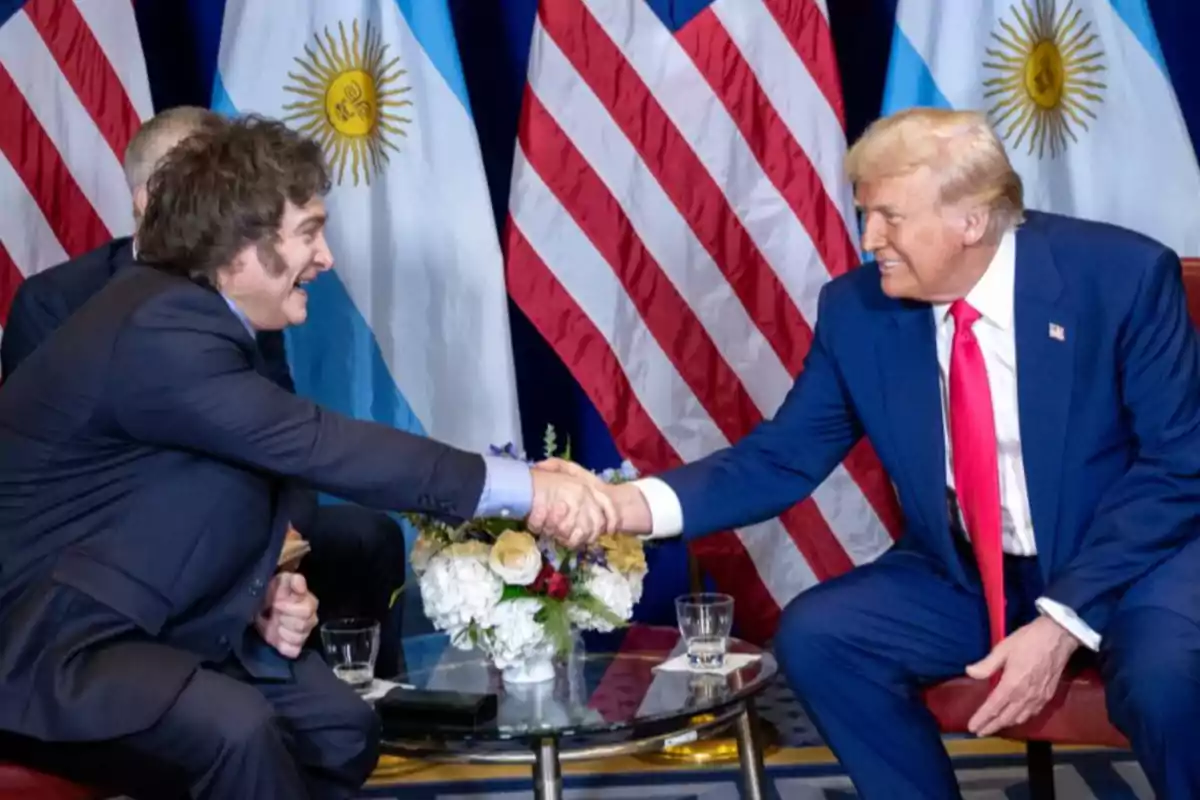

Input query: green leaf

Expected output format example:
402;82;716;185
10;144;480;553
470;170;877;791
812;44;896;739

500;584;533;601
536;598;574;657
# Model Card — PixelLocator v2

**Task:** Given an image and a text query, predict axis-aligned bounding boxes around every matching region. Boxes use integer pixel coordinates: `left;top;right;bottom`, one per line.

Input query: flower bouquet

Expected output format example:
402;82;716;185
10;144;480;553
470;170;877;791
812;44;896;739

408;427;648;683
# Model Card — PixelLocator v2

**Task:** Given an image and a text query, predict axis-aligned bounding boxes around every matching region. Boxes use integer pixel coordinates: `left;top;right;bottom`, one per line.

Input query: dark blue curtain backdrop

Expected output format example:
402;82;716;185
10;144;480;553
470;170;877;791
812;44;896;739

135;0;1200;471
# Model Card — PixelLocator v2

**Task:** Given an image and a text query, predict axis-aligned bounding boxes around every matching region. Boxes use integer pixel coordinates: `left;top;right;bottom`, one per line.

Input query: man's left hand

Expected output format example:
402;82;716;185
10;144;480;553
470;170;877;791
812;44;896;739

965;615;1081;736
255;572;320;659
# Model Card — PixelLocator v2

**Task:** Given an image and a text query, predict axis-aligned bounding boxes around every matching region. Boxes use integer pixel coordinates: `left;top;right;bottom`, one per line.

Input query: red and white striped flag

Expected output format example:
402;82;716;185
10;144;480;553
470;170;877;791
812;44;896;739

0;0;153;344
506;0;903;642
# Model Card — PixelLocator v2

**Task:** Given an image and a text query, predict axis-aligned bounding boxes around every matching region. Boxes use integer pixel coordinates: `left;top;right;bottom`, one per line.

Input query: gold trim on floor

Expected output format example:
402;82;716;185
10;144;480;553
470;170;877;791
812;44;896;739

634;716;780;766
366;737;1117;786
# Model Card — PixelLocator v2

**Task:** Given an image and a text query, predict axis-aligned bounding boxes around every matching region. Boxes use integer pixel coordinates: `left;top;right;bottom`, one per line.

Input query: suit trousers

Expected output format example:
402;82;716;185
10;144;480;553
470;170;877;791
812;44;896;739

0;649;380;800
775;542;1200;799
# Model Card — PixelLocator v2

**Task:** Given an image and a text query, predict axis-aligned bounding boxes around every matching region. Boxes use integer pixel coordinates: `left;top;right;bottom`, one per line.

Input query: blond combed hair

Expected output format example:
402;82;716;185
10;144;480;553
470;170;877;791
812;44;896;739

845;107;1025;235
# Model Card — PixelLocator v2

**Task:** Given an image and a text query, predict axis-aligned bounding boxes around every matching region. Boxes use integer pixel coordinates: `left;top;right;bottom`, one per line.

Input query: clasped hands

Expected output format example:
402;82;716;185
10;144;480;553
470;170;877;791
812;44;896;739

527;458;646;548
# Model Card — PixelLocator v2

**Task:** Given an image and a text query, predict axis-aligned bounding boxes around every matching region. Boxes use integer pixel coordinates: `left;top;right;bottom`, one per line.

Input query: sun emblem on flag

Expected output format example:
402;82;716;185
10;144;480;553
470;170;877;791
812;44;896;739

982;0;1106;158
282;20;413;186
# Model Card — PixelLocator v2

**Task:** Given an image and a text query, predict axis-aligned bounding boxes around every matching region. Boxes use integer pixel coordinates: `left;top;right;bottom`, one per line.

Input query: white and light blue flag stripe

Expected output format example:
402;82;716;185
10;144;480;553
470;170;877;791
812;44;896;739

212;0;522;452
883;0;1200;256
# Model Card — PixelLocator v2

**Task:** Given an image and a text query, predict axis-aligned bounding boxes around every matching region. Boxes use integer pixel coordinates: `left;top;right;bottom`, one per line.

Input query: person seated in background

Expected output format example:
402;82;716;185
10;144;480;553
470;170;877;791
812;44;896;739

0;114;614;799
0;105;408;677
561;108;1200;798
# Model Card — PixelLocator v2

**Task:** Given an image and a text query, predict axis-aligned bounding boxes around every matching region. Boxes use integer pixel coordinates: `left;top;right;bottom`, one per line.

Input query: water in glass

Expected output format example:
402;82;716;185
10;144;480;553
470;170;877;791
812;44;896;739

320;617;380;692
675;593;734;668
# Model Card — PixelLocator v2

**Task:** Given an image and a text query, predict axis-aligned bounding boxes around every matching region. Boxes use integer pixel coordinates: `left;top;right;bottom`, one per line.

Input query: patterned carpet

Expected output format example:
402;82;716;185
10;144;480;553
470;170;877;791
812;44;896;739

358;749;1149;799
360;673;1149;799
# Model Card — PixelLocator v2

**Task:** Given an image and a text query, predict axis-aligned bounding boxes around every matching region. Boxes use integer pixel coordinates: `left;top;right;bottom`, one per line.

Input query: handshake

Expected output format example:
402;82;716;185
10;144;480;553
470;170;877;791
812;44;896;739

524;458;650;548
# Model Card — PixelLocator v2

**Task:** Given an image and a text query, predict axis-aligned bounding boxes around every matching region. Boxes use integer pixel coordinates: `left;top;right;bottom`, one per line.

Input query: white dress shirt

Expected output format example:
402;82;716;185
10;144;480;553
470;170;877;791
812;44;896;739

634;230;1101;650
932;231;1035;556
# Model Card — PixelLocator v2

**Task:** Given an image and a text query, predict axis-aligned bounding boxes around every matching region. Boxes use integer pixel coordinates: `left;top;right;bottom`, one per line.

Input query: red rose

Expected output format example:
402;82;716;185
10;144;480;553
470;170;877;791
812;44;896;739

546;571;571;600
531;561;555;593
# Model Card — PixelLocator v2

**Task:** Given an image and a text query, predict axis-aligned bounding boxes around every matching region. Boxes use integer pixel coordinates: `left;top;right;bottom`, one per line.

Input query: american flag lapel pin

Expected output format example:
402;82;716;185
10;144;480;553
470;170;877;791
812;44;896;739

1048;322;1065;341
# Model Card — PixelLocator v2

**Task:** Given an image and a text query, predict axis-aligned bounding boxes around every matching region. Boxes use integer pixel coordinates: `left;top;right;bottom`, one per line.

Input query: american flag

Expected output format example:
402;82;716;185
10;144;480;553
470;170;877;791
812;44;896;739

505;0;903;643
0;0;152;342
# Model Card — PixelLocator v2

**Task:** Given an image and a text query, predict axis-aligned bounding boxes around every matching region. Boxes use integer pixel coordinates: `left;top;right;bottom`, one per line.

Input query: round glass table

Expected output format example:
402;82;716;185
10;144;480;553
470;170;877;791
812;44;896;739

376;624;777;800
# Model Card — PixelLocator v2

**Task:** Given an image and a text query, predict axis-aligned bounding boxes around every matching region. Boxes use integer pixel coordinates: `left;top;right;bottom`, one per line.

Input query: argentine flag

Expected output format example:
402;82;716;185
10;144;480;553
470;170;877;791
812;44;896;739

212;0;521;452
884;0;1200;257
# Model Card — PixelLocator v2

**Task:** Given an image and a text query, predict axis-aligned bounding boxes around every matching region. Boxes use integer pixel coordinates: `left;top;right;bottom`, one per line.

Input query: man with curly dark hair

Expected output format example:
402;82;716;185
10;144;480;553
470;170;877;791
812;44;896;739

0;115;616;799
2;105;413;683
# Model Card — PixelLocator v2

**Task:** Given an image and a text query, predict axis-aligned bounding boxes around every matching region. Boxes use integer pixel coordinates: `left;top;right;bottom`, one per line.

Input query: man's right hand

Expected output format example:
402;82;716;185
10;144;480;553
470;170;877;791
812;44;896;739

533;458;654;536
255;572;319;659
527;467;618;548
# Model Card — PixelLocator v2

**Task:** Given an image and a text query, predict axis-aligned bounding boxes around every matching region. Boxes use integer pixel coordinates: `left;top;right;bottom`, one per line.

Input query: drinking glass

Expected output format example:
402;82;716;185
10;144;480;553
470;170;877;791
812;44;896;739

320;617;380;691
675;593;734;668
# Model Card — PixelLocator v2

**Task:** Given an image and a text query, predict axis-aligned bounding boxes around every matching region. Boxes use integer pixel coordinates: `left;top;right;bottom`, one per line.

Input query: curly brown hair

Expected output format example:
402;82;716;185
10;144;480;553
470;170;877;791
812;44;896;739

136;114;331;285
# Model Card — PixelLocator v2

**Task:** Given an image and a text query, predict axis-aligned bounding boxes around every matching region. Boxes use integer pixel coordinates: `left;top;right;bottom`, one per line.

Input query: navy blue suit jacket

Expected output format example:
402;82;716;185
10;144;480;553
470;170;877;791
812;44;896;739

0;237;313;526
1;237;293;391
663;212;1200;636
0;265;485;742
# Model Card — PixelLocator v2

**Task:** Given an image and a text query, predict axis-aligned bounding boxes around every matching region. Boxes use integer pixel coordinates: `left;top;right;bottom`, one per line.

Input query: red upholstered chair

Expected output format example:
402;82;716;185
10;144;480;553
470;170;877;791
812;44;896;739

922;667;1127;799
0;762;106;800
1183;258;1200;328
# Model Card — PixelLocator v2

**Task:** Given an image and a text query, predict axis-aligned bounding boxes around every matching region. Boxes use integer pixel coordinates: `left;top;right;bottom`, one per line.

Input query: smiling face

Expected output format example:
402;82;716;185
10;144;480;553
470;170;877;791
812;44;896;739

856;166;990;303
216;197;333;330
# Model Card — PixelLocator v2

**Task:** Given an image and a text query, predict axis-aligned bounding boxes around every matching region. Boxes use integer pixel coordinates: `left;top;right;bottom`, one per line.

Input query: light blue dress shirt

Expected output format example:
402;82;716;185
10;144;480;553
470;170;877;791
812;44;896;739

222;295;255;336
220;295;533;521
474;456;533;519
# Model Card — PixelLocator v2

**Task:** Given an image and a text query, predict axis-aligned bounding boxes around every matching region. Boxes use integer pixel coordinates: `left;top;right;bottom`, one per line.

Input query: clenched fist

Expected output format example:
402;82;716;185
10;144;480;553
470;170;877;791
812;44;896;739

254;572;319;659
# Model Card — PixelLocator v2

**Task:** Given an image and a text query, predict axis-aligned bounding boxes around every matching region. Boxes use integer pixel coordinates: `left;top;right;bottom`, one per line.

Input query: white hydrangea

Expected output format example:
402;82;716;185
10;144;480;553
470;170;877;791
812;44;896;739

627;570;645;605
484;598;554;669
567;564;638;633
419;547;503;640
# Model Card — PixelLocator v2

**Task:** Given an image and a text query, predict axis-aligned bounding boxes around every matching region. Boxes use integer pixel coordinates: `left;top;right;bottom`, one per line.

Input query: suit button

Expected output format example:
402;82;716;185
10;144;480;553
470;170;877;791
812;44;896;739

249;577;266;597
218;635;229;648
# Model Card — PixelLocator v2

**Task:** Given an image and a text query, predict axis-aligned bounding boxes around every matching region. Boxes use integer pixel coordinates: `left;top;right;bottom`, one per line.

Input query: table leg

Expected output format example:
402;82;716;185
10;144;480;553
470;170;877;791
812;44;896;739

532;737;562;800
734;700;768;800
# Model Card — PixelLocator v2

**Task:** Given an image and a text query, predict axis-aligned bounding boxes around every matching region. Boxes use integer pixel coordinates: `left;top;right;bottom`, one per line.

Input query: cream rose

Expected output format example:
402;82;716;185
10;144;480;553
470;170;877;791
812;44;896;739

488;530;543;586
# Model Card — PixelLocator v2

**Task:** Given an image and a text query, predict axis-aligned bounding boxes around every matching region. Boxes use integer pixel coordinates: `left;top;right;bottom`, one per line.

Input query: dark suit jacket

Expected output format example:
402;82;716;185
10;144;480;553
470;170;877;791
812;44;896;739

664;211;1200;636
1;236;312;524
1;237;294;390
0;266;485;742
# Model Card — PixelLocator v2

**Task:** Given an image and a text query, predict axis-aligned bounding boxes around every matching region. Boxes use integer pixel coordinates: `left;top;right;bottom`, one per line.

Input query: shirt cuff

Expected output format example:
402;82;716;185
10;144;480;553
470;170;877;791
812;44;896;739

631;477;683;539
473;456;533;519
1035;596;1101;651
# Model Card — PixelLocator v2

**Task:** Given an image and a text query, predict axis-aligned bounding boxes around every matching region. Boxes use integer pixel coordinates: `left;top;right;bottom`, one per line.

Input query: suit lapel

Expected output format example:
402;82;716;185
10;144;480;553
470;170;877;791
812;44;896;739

196;284;272;380
878;303;954;561
1013;223;1074;574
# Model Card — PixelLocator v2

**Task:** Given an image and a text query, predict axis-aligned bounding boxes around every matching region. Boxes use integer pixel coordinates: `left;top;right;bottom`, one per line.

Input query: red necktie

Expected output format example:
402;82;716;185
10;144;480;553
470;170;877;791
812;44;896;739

948;300;1006;648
